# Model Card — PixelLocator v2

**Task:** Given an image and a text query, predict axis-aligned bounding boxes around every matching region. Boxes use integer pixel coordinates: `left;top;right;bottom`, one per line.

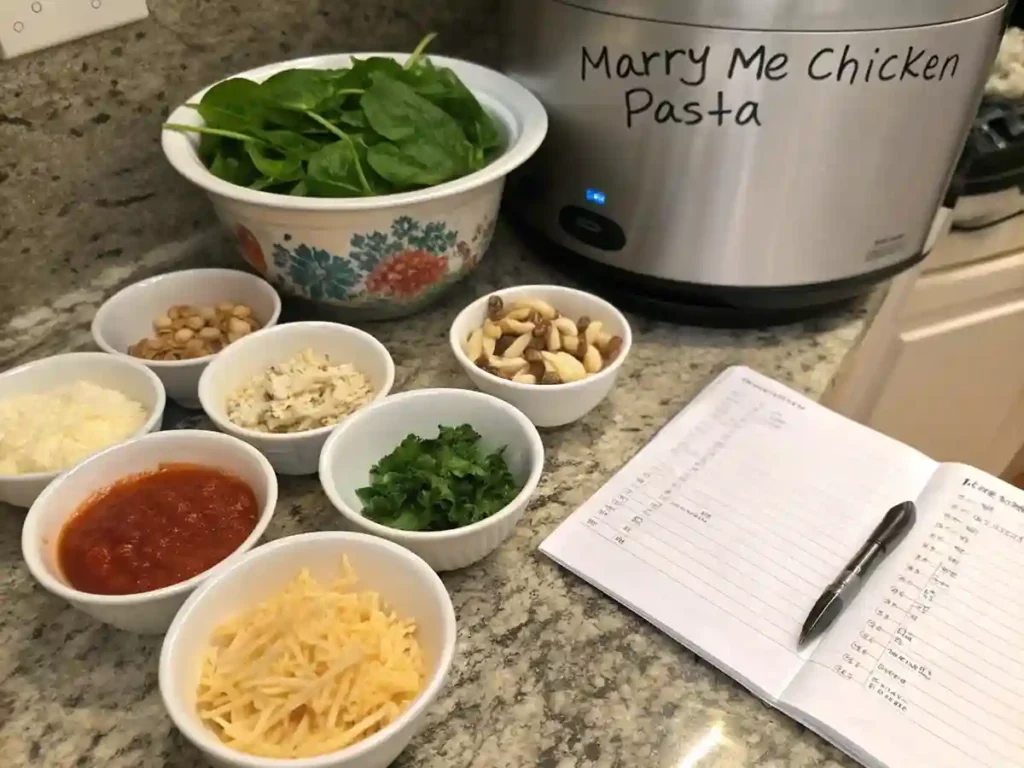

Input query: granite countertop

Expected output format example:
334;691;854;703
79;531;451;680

0;225;873;768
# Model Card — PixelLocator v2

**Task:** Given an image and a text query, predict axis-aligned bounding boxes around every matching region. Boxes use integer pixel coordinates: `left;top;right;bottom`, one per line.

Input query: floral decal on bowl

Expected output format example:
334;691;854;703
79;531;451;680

272;242;360;303
268;214;494;308
235;225;267;274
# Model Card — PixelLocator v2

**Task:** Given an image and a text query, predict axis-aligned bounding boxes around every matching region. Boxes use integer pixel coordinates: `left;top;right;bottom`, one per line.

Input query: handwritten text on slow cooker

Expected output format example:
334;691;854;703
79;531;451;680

582;44;962;128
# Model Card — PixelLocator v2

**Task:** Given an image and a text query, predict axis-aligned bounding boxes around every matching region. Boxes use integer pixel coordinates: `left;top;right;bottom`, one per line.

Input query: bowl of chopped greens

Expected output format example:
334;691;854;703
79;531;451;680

161;34;548;321
318;388;544;571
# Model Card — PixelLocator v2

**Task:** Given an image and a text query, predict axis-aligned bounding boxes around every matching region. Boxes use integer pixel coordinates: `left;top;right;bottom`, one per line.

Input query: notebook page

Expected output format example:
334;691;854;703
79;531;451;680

540;366;936;701
783;465;1024;768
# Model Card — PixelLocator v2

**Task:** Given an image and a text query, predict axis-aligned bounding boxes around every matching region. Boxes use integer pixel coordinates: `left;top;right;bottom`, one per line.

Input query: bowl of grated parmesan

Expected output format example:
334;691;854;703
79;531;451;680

159;532;456;768
198;321;395;476
0;352;165;507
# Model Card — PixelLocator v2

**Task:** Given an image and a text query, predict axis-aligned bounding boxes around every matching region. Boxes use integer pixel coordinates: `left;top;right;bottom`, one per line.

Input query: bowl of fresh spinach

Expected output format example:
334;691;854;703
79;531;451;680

318;387;545;571
161;34;547;321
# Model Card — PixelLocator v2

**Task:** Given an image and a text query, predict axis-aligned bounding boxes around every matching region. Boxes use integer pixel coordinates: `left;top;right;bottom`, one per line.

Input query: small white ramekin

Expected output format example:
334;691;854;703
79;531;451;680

91;268;282;409
0;352;166;508
319;388;544;571
199;321;395;476
21;429;278;634
449;285;633;428
160;532;457;768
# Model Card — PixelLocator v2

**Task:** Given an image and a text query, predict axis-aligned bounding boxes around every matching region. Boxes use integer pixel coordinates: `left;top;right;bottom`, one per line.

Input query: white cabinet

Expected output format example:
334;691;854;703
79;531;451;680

826;234;1024;476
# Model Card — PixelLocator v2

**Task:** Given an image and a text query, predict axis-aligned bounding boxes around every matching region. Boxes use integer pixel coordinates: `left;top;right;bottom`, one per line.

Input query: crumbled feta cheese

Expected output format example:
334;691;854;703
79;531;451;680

0;381;148;475
226;349;375;434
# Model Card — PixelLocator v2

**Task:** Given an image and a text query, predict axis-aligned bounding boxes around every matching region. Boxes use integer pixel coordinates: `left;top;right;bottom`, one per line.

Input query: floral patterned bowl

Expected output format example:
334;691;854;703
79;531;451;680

162;54;548;321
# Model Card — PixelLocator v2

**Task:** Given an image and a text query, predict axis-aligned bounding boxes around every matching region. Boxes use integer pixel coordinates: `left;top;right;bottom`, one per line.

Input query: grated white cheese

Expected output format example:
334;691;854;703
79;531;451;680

0;381;148;475
226;349;375;434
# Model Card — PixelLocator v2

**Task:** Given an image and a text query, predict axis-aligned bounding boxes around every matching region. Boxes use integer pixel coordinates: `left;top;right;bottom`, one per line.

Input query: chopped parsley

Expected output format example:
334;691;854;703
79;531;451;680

356;424;520;532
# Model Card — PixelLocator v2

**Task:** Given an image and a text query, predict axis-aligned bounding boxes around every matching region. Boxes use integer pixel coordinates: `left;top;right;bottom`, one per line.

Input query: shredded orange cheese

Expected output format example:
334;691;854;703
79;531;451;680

196;559;424;758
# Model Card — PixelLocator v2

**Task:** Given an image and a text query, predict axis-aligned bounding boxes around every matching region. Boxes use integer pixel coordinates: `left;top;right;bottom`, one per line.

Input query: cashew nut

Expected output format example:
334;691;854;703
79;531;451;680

464;328;484;361
501;317;535;335
553;316;578;337
513;298;557;320
584;320;604;347
583;344;603;374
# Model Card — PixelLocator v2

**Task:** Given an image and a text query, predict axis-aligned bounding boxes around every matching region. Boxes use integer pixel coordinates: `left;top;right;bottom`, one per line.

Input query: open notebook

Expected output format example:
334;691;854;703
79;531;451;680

541;366;1024;768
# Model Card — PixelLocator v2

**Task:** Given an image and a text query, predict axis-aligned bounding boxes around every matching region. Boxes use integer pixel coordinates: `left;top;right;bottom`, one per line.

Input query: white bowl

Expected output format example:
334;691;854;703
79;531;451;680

199;321;395;476
91;268;283;409
319;388;544;571
21;429;278;634
160;532;457;768
449;285;633;428
0;352;166;508
161;53;547;321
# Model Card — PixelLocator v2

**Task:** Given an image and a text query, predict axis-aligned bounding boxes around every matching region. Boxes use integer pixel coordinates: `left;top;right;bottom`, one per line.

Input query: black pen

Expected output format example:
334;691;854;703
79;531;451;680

798;501;917;648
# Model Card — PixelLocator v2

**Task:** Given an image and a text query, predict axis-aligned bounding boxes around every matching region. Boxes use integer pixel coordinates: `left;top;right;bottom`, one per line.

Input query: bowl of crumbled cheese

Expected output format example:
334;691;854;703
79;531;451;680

198;321;394;475
0;352;166;507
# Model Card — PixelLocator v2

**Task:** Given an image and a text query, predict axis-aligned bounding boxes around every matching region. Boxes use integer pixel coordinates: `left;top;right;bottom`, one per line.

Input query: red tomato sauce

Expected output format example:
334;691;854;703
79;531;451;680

58;463;259;596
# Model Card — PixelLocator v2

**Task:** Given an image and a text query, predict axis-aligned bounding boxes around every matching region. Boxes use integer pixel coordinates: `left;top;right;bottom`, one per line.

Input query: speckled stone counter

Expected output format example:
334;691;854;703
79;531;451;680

0;225;872;768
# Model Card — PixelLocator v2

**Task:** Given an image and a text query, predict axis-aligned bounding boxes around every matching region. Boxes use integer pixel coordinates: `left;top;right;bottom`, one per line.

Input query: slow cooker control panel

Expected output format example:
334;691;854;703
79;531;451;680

558;206;627;251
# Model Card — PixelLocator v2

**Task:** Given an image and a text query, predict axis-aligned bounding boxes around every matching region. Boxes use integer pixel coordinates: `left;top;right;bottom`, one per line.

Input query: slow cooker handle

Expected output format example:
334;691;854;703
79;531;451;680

924;1;1014;253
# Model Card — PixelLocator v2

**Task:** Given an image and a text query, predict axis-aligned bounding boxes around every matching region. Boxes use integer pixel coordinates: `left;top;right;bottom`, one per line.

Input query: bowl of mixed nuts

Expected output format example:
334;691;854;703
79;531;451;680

449;285;632;427
91;269;282;408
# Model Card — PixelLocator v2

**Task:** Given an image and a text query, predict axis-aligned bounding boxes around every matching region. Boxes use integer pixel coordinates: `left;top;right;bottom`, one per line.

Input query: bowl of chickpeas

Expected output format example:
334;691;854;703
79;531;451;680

91;269;282;408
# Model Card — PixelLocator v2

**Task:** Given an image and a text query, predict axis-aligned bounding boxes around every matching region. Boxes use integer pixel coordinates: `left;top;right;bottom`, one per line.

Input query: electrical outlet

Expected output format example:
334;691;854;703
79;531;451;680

0;0;148;59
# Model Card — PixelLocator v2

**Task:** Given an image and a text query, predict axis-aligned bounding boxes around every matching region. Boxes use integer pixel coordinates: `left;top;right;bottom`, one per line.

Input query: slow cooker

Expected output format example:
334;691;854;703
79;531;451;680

502;1;1009;324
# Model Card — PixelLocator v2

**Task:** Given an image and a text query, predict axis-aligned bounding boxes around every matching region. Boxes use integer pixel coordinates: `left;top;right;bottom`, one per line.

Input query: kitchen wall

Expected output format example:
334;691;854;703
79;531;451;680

0;0;499;320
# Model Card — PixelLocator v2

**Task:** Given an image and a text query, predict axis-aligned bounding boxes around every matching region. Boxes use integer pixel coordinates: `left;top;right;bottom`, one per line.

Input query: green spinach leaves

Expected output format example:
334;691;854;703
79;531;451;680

164;33;502;198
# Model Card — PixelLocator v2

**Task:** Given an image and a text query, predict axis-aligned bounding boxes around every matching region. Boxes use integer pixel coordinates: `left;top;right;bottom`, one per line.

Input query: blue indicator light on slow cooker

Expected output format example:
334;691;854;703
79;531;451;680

586;188;606;205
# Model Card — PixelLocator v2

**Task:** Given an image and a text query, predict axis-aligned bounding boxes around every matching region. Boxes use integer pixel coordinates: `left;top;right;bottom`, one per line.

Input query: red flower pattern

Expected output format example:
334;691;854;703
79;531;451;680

235;225;267;274
365;249;447;298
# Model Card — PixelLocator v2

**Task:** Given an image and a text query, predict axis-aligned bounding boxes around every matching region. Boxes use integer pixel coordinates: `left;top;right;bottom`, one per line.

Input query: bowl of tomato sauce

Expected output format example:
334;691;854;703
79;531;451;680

21;429;278;634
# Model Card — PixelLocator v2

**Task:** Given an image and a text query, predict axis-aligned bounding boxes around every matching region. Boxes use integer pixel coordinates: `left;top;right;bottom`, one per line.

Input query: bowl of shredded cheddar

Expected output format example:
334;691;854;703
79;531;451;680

158;531;456;768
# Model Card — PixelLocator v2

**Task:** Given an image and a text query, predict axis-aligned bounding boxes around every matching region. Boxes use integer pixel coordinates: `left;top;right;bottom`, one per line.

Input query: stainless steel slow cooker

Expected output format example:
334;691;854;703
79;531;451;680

502;0;1008;323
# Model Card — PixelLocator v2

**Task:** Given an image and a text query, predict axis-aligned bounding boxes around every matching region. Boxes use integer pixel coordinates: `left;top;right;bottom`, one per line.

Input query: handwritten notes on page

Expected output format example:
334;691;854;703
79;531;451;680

785;467;1024;768
540;366;936;701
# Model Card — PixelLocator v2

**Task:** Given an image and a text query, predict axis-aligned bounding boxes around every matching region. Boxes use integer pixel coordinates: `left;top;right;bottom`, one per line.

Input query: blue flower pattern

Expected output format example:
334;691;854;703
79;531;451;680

271;243;359;302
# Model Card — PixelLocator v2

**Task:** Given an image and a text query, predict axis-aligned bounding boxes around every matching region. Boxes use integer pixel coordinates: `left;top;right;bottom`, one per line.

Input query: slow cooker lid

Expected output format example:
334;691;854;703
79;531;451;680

553;0;1007;31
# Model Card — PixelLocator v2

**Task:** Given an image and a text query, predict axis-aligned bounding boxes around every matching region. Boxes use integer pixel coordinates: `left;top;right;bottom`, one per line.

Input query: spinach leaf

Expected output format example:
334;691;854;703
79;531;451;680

195;78;265;131
166;33;501;198
209;148;260;187
355;424;520;532
306;141;366;197
197;132;222;165
361;73;468;146
245;143;304;182
337;110;369;129
366;139;468;187
340;56;406;91
260;69;337;112
253;129;322;160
